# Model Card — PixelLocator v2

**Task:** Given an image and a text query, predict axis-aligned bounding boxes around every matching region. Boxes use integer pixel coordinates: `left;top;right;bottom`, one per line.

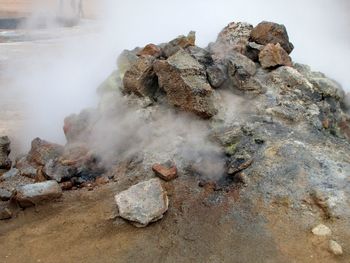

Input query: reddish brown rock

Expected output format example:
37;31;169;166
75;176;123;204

250;21;294;54
154;49;217;119
123;56;158;97
152;163;178;181
27;138;64;167
137;44;162;58
258;43;292;69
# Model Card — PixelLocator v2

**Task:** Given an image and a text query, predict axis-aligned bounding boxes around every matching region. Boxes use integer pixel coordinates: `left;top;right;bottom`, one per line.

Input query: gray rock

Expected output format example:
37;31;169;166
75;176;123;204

115;178;169;227
329;240;343;256
0;188;12;201
0;136;11;170
15;181;63;208
187;46;213;66
43;159;77;183
117;49;139;77
0;203;12;220
1;168;19;181
206;64;227;88
162;31;196;58
154;49;217;118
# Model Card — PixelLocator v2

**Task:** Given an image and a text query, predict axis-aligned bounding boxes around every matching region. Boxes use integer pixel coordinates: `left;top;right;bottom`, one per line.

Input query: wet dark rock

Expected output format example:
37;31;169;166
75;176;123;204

250;21;294;54
245;41;264;62
154;49;217;118
0;136;11;170
206;64;227;88
258;43;292;69
123;56;158;98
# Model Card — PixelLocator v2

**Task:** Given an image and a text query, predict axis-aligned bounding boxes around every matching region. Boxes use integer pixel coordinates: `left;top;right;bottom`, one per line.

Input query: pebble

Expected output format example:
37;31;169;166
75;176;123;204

329;240;343;256
311;224;332;236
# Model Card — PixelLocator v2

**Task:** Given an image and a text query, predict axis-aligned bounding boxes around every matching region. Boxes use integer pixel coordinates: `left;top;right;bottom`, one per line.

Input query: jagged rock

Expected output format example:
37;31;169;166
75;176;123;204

15;180;62;208
154;49;217;118
43;159;77;183
311;224;332;236
259;43;292;69
117;49;139;77
329;240;343;256
0;136;11;170
210;22;253;59
310;78;345;101
245;41;264;62
228;153;253;175
250;21;294;54
27;138;64;167
0;203;12;220
137;44;162;58
187;46;213;67
123;56;158;97
152;162;178;181
162;31;196;58
64;109;99;143
115;178;169;227
0;187;12;201
206;64;227;88
15;156;37;179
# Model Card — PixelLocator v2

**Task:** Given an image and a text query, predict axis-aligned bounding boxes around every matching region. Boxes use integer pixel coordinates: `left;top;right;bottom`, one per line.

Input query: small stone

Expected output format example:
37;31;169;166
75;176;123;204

311;224;332;236
329;240;343;256
152;163;178;181
0;188;12;201
0;207;12;220
115;178;169;227
15;181;63;208
59;181;73;191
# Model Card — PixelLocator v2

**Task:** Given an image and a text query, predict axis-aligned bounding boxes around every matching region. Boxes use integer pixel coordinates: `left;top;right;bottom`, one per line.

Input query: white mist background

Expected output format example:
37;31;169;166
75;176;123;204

2;0;349;150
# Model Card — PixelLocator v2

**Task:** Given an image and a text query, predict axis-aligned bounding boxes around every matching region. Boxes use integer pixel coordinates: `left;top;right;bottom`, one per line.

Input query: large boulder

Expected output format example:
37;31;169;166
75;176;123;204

15;180;62;208
0;136;12;170
123;56;158;98
258;43;292;69
250;21;294;54
154;49;217;118
115;178;169;227
27;138;64;166
210;22;253;59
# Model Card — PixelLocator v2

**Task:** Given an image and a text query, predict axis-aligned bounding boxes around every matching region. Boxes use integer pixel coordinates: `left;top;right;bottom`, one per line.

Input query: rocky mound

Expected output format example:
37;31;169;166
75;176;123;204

1;21;350;256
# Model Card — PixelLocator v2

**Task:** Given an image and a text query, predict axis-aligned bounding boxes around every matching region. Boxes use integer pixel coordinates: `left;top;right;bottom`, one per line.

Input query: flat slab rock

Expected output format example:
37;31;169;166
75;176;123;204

115;178;169;227
15;180;63;208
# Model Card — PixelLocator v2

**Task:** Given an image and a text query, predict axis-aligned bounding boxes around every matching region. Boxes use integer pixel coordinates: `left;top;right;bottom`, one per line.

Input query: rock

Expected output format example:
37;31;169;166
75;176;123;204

115;178;169;227
123;56;158;97
0;168;19;181
137;44;162;58
250;21;294;54
245;41;264;62
311;224;332;236
43;159;77;183
15;156;37;179
0;206;12;220
329;240;343;256
154;49;217;118
210;22;253;59
228;154;253;175
309;77;345;100
117;49;139;77
60;181;73;191
162;31;196;58
27;138;64;166
187;46;213;66
206;64;227;88
0;188;12;201
152;162;178;181
0;136;11;170
259;43;292;69
15;180;63;208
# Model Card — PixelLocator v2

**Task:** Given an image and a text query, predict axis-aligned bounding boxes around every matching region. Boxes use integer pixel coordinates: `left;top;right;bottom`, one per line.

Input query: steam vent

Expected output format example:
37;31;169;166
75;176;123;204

1;19;350;262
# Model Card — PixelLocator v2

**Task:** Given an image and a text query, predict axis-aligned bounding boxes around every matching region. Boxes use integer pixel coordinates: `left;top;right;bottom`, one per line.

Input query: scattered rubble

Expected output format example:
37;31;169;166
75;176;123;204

115;178;169;227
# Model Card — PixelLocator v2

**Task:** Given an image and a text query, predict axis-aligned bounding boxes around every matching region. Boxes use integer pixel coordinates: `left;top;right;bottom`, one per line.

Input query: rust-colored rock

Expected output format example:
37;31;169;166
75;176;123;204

152;163;178;181
258;43;292;69
27;138;64;166
123;56;158;97
137;44;162;58
250;21;294;54
154;49;217;118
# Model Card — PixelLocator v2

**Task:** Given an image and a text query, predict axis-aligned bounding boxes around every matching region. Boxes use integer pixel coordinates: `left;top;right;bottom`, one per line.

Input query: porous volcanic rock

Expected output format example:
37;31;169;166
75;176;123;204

115;178;169;227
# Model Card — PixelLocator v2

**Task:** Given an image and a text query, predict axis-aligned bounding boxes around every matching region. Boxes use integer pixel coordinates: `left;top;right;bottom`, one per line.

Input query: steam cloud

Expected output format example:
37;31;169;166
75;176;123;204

1;0;349;163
